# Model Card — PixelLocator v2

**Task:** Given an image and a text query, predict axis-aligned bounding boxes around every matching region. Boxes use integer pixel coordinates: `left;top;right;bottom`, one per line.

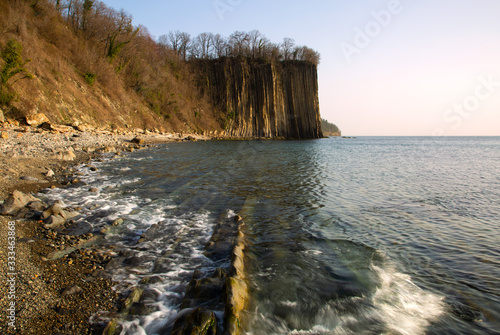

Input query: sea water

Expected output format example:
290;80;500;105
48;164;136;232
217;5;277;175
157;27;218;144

41;137;500;334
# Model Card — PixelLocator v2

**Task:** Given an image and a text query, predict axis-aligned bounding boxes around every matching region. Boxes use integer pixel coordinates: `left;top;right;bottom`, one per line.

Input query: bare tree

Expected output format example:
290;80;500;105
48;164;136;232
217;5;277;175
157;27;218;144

212;33;226;58
280;37;295;61
228;31;250;57
192;32;213;59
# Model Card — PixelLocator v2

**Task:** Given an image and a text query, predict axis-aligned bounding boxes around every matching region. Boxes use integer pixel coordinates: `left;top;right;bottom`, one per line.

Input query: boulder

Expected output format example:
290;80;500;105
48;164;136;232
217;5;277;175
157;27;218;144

0;190;40;216
43;215;67;229
26;113;49;127
131;137;145;145
42;202;65;219
0;131;8;140
0;108;4;123
55;150;76;161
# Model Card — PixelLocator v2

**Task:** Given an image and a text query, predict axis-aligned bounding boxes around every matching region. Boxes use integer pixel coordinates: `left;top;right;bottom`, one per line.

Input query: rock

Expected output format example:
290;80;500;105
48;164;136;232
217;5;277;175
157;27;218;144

46;169;55;178
131;137;145;145
0;108;4;123
20;176;39;182
120;287;144;314
43;215;67;229
0;190;40;215
55;150;76;161
89;187;99;193
100;146;117;153
0;131;8;139
26;113;49;127
42;203;65;219
103;319;122;335
171;307;218;335
60;221;92;236
112;218;124;226
129;302;154;316
27;201;47;212
61;285;83;297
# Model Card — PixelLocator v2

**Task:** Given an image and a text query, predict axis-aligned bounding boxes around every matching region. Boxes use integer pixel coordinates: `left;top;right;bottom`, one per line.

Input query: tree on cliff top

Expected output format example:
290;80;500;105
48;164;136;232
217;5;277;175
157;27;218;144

159;30;320;65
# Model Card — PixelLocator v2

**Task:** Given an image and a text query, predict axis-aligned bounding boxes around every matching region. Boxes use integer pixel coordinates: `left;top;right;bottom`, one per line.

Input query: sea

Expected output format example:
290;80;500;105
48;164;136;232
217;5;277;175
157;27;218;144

41;136;500;335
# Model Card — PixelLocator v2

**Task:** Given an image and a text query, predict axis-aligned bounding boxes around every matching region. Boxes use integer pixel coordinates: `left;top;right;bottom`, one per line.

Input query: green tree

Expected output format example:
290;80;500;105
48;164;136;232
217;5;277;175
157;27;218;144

0;39;33;105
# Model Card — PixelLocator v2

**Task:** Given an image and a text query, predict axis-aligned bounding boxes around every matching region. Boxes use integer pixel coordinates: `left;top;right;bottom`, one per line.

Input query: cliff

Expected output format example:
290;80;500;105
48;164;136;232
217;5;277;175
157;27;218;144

193;58;323;139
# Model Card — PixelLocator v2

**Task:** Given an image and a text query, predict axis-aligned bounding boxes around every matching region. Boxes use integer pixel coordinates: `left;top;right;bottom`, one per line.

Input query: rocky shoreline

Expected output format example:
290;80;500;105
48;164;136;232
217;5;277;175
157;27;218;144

0;117;210;334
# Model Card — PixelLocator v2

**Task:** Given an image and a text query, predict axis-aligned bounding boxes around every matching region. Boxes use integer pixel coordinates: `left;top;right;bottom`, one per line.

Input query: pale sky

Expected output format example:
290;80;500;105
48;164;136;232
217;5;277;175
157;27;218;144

101;0;500;136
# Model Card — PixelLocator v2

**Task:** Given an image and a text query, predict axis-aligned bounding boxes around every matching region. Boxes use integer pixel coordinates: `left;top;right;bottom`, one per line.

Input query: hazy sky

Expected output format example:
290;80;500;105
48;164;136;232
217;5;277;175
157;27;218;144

101;0;500;136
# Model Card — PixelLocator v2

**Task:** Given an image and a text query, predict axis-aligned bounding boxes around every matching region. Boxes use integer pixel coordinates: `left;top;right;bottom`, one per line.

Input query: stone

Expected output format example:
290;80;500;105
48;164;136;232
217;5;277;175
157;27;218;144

0;131;8;139
120;287;144;314
61;285;83;297
27;201;47;212
42;203;65;219
26;113;49;127
0;108;4;123
20;176;39;182
60;221;92;236
0;190;40;215
55;150;76;161
131;137;145;145
89;187;99;193
43;215;67;229
46;169;55;178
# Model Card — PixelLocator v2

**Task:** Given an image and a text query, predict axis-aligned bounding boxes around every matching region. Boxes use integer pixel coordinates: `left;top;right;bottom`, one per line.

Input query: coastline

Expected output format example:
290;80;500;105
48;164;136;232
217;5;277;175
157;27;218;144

0;121;209;334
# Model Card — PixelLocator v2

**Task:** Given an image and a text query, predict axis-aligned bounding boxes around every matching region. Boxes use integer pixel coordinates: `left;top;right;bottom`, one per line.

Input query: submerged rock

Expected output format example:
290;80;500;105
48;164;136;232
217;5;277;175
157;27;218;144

171;307;218;335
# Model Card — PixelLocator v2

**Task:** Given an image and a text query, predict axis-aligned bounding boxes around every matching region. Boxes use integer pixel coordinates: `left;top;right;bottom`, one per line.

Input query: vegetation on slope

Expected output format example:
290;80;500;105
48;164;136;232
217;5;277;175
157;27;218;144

0;0;326;134
321;118;341;136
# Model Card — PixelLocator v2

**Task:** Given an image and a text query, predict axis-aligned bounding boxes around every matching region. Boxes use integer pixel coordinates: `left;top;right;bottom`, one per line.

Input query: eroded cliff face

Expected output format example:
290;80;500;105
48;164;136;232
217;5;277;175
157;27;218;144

193;58;323;139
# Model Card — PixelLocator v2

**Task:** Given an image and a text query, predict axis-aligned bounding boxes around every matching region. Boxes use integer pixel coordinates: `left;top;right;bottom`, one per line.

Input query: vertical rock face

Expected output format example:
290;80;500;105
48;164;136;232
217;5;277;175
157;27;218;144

194;58;323;139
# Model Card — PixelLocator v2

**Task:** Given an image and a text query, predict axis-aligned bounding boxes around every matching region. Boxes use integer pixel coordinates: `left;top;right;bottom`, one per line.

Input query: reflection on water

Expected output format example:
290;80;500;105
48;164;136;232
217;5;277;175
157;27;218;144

42;137;500;334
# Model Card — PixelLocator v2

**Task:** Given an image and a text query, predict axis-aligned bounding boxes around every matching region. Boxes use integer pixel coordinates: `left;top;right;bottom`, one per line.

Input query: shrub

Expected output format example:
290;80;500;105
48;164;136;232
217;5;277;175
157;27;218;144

84;72;97;86
0;39;33;106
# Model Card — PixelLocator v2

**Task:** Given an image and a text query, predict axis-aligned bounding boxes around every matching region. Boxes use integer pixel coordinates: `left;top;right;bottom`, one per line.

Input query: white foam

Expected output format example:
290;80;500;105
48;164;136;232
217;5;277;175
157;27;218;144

370;264;445;335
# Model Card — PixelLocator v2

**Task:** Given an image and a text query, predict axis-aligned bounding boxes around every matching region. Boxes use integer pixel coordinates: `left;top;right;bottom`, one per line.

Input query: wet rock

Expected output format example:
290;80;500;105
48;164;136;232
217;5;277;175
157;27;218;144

140;276;163;285
129;302;154;316
0;190;40;215
61;285;83;297
27;200;47;212
123;256;142;267
120;287;144;314
171;307;218;335
112;218;124;226
59;221;92;236
180;275;226;310
103;319;122;335
26;113;49;127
